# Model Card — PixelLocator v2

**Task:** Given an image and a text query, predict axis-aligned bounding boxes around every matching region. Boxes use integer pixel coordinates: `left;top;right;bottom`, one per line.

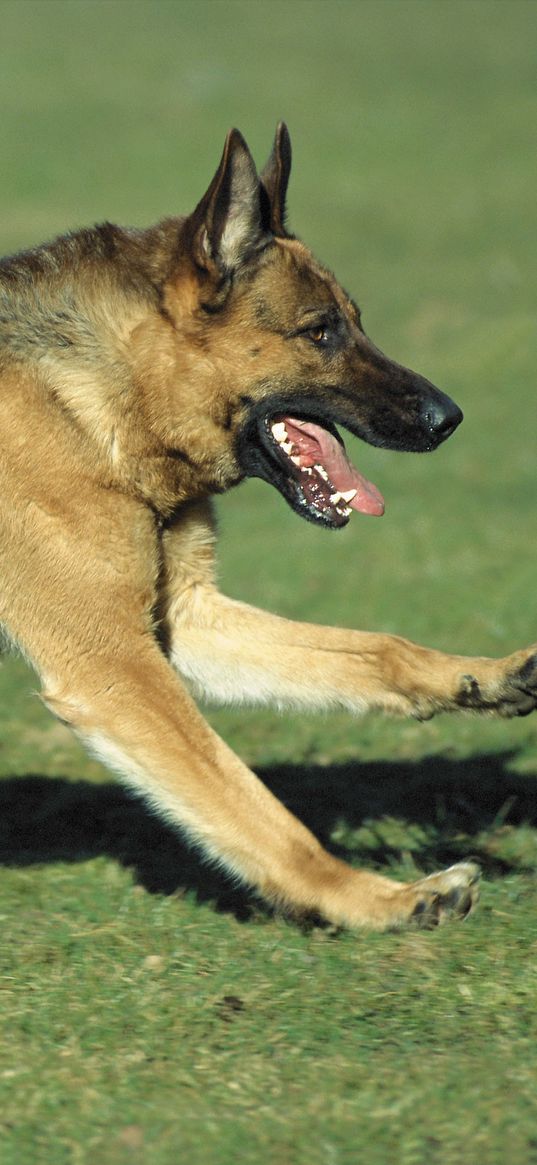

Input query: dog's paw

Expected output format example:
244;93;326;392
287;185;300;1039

456;646;537;718
408;862;481;929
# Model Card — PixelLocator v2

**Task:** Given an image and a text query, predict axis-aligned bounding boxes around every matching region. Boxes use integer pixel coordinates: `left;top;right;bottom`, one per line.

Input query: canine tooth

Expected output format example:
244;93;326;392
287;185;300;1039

290;455;302;466
314;464;329;482
340;489;357;503
330;491;343;504
281;441;294;454
271;422;287;441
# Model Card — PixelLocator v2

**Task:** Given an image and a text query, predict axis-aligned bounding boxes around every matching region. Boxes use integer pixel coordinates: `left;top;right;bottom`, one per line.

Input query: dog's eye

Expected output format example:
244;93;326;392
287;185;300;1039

308;325;329;346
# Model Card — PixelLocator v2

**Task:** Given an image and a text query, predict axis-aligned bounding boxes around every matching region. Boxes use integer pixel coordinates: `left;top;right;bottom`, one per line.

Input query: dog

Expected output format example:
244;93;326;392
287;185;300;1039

0;122;535;930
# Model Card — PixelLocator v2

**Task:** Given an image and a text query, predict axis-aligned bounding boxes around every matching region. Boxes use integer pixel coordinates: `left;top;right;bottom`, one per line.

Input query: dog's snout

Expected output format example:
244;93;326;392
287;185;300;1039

423;394;463;443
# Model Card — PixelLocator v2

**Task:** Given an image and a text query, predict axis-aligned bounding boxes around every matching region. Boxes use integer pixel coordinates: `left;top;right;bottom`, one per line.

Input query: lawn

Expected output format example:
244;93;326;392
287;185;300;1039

1;2;537;1162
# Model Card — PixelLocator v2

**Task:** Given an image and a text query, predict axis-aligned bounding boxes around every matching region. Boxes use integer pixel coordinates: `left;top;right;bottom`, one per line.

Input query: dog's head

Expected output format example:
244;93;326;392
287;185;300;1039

160;124;462;528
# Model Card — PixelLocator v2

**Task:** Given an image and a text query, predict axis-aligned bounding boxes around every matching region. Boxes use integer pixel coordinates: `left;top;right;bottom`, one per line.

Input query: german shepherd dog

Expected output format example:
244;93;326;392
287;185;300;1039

1;123;536;930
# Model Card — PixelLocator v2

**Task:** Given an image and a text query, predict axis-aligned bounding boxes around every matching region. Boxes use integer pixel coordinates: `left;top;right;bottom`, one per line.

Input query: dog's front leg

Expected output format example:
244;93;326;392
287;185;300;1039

168;587;537;721
41;640;479;930
160;504;537;720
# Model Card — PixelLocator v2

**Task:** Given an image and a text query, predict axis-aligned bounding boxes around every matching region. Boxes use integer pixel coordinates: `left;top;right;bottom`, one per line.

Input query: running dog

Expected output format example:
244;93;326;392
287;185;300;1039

1;123;535;928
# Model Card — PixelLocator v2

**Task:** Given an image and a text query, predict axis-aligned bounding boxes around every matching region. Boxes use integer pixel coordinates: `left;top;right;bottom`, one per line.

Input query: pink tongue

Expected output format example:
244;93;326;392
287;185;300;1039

284;418;385;517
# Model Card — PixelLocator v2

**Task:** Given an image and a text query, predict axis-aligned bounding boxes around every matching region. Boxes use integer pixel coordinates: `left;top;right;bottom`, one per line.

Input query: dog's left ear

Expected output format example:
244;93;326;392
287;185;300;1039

259;121;292;236
187;129;265;275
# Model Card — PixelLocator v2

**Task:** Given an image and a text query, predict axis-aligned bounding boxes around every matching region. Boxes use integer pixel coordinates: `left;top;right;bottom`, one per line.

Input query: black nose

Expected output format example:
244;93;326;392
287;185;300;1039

424;394;463;443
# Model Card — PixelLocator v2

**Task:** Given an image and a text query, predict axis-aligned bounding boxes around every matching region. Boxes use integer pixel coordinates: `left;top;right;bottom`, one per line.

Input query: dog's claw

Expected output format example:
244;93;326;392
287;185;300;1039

409;862;481;929
516;653;537;683
456;648;537;718
499;650;537;716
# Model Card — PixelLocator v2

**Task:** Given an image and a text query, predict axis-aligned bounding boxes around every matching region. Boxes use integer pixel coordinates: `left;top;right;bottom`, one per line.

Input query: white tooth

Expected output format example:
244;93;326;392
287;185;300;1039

303;466;313;474
330;491;343;504
314;464;329;482
281;441;294;454
290;455;302;466
336;505;352;517
271;422;287;441
340;489;357;503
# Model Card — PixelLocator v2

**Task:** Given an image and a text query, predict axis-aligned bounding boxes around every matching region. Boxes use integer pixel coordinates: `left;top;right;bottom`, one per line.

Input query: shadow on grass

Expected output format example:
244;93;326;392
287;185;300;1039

0;753;536;920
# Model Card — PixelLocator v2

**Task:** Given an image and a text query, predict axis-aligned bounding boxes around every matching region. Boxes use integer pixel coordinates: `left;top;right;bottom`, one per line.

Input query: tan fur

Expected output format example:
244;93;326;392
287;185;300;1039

1;126;536;930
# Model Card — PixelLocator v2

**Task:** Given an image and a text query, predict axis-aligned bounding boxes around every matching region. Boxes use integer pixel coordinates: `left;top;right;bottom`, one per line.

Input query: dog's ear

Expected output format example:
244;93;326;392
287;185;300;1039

187;129;265;275
259;121;292;236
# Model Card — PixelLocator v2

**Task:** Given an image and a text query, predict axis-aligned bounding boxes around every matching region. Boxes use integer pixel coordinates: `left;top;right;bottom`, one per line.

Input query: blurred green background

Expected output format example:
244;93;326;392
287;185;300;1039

1;3;537;1163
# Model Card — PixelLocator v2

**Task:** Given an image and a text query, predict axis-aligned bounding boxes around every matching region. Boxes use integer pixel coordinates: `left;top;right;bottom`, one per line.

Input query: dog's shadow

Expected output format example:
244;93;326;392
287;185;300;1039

1;753;536;920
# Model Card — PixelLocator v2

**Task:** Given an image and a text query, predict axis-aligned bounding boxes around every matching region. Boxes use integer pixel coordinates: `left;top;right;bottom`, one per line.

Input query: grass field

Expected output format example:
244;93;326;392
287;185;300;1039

1;1;537;1162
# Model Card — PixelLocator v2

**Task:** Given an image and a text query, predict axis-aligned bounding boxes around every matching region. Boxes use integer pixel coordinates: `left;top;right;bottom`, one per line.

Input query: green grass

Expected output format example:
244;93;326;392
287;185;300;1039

1;1;537;1162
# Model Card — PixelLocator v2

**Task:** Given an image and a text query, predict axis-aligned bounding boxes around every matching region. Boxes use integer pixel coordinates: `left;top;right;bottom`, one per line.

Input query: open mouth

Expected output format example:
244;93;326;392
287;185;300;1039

262;414;385;529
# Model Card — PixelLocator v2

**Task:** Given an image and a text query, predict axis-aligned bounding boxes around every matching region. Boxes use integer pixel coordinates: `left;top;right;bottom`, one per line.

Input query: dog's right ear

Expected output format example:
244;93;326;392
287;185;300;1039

185;129;265;276
259;121;291;236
